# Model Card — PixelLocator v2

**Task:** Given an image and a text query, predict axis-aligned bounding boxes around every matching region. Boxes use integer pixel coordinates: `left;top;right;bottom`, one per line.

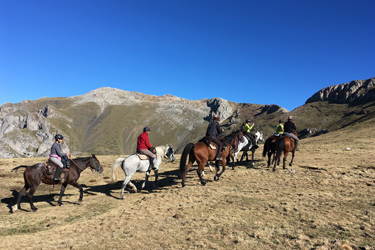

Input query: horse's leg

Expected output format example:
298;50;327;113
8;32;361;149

248;149;255;168
289;151;295;166
239;151;245;163
141;170;151;189
283;152;289;169
13;186;28;211
196;161;207;185
121;175;133;199
66;181;83;204
267;151;272;168
57;183;68;206
214;158;227;181
27;185;39;212
182;158;194;187
153;169;159;189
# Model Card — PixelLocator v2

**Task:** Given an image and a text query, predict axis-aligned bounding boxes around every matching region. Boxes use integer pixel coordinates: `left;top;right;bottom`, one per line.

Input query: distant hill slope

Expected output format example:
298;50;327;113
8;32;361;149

1;77;374;158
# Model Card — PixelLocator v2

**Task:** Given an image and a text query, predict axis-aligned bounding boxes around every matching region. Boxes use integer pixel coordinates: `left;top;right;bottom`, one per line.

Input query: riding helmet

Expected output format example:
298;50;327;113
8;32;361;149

55;134;64;140
143;126;151;132
279;119;284;123
246;119;251;123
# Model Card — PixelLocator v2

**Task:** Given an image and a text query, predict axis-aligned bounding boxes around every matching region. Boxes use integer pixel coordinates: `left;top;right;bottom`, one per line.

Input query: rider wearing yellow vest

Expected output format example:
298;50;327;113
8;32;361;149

243;119;258;149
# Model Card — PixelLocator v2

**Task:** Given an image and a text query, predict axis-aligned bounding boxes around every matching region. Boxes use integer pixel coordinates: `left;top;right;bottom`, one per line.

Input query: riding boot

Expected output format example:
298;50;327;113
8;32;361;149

62;156;70;169
53;167;63;181
149;158;156;170
295;140;299;151
216;146;222;161
252;139;259;149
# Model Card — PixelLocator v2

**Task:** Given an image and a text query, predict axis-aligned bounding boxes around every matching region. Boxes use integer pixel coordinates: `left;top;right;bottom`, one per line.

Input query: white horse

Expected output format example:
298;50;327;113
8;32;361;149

231;131;264;168
111;144;175;199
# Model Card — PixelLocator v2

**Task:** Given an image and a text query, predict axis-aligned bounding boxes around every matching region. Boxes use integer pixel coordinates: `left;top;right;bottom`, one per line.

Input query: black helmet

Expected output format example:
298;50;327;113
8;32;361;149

55;134;63;140
143;126;151;132
246;119;251;123
279;119;284;123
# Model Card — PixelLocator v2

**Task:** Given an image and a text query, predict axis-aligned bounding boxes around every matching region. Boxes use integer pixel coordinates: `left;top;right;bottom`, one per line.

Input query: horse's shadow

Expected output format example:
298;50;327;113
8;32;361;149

1;190;75;213
82;168;182;200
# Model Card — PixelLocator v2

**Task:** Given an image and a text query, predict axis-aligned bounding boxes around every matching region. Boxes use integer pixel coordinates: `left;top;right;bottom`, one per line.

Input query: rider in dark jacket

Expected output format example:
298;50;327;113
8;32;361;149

206;114;224;160
284;116;299;150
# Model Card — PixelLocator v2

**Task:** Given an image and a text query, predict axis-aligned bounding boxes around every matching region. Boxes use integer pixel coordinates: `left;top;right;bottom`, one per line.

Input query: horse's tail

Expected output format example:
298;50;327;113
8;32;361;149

111;158;124;183
179;143;194;179
11;165;28;172
275;137;285;164
262;139;268;157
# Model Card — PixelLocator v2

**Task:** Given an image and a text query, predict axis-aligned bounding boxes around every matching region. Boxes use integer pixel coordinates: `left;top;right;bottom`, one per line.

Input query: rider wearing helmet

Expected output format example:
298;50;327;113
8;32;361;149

49;134;71;181
243;119;258;149
284;116;299;150
206;114;224;160
137;126;156;169
275;119;284;135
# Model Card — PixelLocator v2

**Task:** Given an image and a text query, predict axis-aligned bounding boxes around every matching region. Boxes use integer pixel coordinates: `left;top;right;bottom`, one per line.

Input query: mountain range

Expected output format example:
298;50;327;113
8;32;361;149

0;77;374;158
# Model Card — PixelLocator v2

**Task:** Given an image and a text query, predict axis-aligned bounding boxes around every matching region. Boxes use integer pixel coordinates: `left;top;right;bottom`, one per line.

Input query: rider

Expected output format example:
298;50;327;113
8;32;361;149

275;119;284;135
206;114;224;160
49;134;71;181
137;126;156;170
243;119;258;149
284;116;299;151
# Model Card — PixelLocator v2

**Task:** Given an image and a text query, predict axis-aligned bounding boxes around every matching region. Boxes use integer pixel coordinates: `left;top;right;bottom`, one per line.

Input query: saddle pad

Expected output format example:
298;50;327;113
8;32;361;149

209;143;217;150
136;154;149;160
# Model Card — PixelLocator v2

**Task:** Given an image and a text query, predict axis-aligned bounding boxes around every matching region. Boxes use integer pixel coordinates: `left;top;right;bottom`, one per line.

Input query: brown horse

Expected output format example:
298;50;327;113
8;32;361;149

179;130;242;187
273;133;296;171
11;155;103;212
262;135;280;168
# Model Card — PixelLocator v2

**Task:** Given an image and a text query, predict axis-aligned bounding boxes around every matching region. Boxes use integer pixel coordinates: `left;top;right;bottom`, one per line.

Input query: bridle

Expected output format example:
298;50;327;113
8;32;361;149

70;156;102;172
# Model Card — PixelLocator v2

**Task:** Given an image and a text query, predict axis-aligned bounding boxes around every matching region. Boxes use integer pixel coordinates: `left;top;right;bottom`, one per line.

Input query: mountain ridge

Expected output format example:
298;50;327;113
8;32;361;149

1;76;374;158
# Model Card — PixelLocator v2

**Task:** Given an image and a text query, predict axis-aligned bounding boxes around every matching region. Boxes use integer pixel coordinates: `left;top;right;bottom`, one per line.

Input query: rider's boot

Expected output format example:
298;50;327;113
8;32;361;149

62;155;70;169
149;158;156;170
295;140;299;151
53;167;63;181
252;138;259;149
216;146;222;161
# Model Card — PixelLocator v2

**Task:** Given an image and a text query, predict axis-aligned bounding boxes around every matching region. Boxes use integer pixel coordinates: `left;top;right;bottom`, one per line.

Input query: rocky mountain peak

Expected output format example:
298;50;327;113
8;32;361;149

306;77;375;105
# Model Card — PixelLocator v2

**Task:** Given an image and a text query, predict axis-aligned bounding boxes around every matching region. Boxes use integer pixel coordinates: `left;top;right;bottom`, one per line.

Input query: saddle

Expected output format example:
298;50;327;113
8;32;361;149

44;160;69;175
136;147;157;160
199;137;226;150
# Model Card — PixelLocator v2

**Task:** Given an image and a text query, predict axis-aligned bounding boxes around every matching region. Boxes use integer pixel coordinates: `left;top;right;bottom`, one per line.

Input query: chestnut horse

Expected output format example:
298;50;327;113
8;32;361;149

11;155;103;212
179;130;242;187
273;133;297;171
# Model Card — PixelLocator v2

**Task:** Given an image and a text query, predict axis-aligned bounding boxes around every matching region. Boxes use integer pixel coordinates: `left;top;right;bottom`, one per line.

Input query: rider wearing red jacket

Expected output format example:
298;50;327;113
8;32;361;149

137;126;156;169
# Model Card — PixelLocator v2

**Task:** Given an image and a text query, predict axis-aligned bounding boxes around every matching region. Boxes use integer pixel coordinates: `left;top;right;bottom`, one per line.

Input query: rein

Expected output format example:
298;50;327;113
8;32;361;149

70;156;99;172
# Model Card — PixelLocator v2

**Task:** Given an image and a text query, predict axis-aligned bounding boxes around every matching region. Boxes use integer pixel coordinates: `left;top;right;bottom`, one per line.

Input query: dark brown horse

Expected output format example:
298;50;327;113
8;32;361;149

262;135;280;168
11;154;103;212
273;133;297;171
179;130;242;187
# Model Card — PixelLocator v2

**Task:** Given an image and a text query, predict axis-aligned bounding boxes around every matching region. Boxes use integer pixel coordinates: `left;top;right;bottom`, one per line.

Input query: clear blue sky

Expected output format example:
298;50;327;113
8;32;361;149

1;0;374;111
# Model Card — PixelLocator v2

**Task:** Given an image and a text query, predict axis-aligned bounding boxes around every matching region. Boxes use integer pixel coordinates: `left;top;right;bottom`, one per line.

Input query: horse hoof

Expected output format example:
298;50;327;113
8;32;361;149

32;208;38;212
214;176;219;181
58;203;64;207
12;205;18;212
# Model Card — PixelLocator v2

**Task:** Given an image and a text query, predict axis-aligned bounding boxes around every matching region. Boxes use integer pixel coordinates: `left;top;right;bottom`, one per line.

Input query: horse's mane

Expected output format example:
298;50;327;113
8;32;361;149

225;130;241;145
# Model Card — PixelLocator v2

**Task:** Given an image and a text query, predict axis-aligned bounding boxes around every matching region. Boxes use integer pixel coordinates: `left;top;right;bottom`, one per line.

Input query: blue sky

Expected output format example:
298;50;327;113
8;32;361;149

1;0;374;111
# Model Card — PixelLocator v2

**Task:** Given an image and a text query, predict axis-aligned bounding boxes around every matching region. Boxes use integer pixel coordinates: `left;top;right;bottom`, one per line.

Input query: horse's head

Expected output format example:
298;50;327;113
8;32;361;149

165;144;175;162
255;131;264;143
90;154;103;173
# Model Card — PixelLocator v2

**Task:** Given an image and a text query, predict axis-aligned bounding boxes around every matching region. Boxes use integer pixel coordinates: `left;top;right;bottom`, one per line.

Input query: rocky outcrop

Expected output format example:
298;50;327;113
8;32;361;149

306;77;375;105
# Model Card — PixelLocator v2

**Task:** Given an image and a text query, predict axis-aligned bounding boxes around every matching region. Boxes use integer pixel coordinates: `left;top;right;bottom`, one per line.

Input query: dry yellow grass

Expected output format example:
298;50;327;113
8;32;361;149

0;122;374;250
